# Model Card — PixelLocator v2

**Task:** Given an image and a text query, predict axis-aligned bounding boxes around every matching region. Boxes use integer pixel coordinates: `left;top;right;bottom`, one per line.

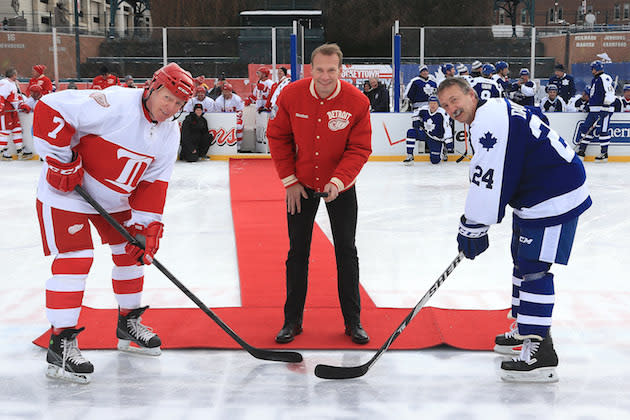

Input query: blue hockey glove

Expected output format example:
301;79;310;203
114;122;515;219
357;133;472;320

457;215;489;260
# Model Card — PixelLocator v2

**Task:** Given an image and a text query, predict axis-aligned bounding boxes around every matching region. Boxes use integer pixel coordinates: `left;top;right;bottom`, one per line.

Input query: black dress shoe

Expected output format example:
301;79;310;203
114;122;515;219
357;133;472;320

275;322;303;343
345;323;370;344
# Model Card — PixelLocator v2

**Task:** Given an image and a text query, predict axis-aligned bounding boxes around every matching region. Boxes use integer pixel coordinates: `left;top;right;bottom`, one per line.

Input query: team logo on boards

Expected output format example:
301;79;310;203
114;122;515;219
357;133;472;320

572;121;630;145
89;92;110;108
327;110;351;131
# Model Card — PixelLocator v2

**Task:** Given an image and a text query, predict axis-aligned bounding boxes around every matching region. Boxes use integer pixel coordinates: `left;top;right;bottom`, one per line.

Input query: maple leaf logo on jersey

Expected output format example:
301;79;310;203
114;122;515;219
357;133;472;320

423;84;435;95
423;119;436;134
479;131;497;151
89;92;110;108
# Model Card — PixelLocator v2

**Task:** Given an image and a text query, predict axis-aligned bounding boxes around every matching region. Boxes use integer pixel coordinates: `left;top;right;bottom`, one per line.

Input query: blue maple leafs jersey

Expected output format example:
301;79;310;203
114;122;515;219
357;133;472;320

612;96;630;112
412;105;453;141
548;74;576;102
404;76;438;107
471;77;503;100
466;98;591;227
588;73;616;111
540;96;567;112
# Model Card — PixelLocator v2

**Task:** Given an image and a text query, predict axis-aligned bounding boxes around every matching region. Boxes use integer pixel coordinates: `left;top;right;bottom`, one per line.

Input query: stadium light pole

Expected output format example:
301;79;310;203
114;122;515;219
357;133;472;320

73;0;81;79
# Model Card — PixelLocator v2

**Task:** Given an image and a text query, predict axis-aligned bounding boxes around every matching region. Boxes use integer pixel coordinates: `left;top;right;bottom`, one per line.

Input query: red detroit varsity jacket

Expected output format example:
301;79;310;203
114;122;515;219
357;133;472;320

268;78;372;192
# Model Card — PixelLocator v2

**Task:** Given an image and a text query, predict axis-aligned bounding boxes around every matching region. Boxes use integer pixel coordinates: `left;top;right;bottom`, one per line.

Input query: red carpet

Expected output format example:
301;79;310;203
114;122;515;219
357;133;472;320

34;159;511;351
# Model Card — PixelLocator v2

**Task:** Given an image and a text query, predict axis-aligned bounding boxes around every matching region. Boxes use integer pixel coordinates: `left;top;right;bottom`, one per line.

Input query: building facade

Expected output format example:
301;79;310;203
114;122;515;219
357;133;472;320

0;0;151;36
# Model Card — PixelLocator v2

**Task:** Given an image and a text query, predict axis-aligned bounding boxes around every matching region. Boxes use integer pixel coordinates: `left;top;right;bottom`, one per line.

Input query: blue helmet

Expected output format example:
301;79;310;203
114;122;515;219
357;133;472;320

546;84;558;92
481;63;496;76
441;63;455;74
519;68;530;76
495;61;508;71
624;84;630;92
590;60;604;72
428;95;439;103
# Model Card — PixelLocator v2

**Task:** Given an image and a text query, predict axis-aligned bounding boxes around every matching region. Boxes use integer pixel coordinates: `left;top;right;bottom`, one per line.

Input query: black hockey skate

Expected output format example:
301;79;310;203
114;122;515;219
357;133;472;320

493;320;523;355
46;327;94;384
594;152;608;162
116;306;162;356
403;155;414;165
576;149;586;159
500;334;559;383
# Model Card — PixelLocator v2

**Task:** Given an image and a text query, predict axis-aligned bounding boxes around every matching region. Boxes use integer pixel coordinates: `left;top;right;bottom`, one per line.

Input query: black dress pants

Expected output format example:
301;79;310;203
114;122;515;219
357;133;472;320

283;186;361;326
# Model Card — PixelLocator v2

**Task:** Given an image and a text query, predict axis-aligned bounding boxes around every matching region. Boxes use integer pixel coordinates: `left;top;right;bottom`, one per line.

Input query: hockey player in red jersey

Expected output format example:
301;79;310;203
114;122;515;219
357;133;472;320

90;65;121;90
33;62;194;383
245;66;274;152
0;68;31;160
27;64;53;96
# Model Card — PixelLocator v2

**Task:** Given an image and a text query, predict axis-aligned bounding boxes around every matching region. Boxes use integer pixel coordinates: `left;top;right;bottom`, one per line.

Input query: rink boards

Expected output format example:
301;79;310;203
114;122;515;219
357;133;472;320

9;110;630;161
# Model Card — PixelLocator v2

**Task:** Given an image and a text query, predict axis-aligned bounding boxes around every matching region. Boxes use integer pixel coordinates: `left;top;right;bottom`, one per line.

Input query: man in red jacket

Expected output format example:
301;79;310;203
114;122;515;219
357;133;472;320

268;43;372;345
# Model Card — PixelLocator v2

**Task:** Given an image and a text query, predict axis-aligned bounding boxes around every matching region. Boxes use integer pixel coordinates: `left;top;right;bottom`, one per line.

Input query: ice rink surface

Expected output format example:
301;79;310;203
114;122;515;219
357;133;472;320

1;159;629;420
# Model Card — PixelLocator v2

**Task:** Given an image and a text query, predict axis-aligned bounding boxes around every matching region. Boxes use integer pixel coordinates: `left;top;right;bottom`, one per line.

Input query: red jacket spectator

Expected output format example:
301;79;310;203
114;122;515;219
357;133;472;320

27;65;53;96
90;66;120;90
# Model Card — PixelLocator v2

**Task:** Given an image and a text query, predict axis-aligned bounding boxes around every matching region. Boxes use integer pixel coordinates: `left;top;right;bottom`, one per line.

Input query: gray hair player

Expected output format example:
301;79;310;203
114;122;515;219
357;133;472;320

437;77;591;383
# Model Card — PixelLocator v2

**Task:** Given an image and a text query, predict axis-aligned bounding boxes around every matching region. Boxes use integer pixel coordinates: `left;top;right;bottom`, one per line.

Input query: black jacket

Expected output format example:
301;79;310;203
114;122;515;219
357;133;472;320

366;83;390;112
180;113;212;162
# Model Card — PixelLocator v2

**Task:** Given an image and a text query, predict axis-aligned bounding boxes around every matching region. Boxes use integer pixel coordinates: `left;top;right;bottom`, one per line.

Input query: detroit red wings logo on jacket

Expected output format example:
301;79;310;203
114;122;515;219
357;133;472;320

326;110;351;131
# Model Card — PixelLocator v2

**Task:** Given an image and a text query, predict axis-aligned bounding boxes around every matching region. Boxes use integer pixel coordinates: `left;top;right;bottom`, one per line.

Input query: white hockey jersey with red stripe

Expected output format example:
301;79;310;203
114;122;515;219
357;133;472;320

248;79;274;109
33;87;180;226
0;77;20;112
214;93;244;113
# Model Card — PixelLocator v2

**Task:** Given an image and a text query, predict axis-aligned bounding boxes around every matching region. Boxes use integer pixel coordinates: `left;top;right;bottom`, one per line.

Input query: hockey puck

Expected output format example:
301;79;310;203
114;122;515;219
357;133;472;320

313;192;329;198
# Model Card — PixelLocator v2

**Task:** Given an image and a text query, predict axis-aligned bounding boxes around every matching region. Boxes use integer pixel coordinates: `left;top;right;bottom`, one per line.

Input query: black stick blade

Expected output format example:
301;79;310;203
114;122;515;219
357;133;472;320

252;349;303;363
314;363;369;379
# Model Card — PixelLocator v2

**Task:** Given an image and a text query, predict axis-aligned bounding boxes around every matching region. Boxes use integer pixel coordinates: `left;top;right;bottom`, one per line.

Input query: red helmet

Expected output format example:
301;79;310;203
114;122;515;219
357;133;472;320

222;82;233;92
257;67;270;77
144;63;194;101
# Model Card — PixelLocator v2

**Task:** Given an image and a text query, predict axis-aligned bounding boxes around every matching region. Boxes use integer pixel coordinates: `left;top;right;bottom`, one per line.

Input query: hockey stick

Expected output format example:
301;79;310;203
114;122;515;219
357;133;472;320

574;115;600;152
74;185;303;364
456;124;469;163
314;252;465;380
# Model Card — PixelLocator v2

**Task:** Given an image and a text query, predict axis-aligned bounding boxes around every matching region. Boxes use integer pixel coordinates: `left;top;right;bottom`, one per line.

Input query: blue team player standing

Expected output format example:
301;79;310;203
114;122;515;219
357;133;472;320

548;64;576;104
494;61;512;98
437;77;591;383
472;64;503;100
404;65;438;112
404;95;453;164
576;60;616;162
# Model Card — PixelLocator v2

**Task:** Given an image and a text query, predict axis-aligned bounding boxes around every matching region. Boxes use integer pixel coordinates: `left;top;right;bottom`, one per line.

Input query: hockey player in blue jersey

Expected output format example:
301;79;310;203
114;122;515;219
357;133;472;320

404;95;453;164
472;64;503;100
540;84;566;112
404;65;438;112
456;63;474;85
611;84;630;112
548;64;576;103
494;61;512;97
576;60;616;162
567;89;590;112
437;77;591;383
